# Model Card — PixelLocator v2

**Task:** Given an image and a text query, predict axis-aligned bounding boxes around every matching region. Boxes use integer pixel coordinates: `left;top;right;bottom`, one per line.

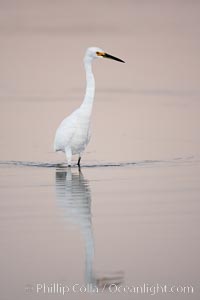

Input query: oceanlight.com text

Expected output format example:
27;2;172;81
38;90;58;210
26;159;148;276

25;282;195;296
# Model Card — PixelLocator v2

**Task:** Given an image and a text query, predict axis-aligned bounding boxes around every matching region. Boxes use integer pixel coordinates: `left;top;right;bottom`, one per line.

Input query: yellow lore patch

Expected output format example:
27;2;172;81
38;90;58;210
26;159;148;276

96;51;105;57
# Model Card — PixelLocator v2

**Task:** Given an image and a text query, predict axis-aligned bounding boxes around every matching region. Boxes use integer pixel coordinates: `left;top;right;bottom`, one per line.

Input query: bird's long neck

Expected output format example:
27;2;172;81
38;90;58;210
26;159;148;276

80;58;95;115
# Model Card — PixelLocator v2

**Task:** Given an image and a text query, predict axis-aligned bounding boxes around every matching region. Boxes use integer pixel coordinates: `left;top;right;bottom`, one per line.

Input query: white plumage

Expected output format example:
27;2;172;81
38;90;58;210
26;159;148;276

54;47;125;167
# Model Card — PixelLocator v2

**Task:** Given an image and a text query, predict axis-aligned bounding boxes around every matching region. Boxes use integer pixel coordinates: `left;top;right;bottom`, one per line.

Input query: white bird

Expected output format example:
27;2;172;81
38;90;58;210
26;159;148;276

54;47;125;167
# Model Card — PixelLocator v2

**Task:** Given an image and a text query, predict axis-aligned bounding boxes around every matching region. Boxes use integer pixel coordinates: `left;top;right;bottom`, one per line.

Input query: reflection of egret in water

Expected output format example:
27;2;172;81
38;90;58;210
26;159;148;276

55;168;123;287
56;168;94;284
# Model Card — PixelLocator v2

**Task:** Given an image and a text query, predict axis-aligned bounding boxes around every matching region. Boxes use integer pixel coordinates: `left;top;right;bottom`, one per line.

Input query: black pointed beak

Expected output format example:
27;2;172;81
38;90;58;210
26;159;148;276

103;53;125;63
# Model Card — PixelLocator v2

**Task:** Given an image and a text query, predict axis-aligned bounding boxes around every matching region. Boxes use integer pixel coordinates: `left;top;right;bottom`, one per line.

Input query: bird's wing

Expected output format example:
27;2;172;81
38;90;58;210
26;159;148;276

54;109;79;151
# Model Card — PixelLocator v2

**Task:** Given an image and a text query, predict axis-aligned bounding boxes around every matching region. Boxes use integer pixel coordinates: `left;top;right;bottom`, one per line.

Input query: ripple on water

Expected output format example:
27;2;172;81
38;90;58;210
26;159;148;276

0;156;198;169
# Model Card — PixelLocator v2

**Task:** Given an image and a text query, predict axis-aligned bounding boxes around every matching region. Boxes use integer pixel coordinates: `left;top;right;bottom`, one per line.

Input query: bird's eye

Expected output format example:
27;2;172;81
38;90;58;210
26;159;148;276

96;51;100;55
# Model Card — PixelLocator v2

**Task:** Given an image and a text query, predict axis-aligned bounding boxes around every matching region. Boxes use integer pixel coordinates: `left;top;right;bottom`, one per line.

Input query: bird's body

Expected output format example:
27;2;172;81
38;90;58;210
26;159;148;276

54;47;124;166
54;107;91;159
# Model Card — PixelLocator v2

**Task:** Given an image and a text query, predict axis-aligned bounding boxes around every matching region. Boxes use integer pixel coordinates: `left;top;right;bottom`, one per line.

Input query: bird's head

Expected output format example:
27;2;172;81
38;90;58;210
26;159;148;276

85;47;125;63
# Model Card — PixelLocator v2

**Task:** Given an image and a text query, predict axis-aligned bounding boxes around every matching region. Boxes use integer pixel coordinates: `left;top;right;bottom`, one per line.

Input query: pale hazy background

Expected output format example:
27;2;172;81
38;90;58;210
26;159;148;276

0;0;200;163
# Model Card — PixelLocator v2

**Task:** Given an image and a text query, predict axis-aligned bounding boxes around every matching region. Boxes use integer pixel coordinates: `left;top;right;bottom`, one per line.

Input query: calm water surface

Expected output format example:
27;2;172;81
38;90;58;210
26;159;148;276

0;160;200;299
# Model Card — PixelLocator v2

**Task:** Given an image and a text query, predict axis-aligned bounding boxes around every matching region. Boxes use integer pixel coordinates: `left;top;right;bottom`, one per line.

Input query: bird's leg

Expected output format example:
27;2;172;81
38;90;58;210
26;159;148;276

77;155;81;167
65;148;72;167
78;164;81;172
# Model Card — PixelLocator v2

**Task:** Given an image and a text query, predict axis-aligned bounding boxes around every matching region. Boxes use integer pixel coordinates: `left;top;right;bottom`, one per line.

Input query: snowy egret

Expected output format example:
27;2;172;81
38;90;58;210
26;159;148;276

54;47;125;167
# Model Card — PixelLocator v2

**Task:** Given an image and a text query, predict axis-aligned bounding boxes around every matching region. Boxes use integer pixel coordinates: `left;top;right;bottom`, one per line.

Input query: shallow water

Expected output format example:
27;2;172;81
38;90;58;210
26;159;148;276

0;161;200;300
1;0;200;299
